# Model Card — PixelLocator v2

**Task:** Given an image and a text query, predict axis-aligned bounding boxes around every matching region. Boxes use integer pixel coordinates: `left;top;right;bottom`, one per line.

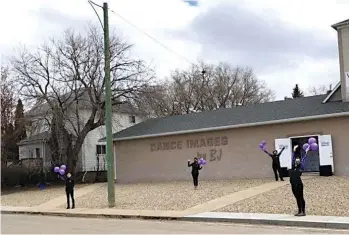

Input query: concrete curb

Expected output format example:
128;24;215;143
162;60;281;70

0;210;179;221
183;216;349;230
2;210;349;230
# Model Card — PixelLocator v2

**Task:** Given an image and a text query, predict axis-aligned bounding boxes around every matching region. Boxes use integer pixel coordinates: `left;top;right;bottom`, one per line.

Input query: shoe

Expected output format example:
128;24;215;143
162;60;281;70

299;212;305;216
66;206;70;209
71;206;75;209
280;179;284;181
294;210;301;216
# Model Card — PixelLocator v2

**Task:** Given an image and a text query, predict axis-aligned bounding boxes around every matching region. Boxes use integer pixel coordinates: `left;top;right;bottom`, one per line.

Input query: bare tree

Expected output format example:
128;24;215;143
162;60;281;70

10;25;154;173
137;62;275;117
307;84;331;96
1;66;14;135
1;66;18;163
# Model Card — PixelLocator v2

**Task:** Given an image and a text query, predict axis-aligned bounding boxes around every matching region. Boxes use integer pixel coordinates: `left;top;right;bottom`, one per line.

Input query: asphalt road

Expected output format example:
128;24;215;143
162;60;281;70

1;214;348;234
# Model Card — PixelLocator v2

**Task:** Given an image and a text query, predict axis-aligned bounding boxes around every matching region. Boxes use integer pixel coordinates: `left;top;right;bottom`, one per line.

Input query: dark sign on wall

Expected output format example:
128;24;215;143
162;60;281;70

197;149;223;162
150;136;228;152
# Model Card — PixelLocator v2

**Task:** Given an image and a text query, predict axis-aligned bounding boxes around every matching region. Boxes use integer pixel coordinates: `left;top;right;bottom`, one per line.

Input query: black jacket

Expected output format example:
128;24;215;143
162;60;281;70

188;161;202;174
65;178;75;192
264;147;285;166
289;166;303;185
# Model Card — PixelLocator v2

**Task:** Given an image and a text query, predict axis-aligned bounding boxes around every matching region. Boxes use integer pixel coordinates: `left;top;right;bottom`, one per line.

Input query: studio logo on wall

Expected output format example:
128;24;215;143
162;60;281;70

278;145;288;149
321;142;330;147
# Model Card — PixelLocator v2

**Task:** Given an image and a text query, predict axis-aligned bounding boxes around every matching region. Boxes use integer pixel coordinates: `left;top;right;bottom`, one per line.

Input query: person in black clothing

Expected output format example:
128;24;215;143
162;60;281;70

263;147;286;181
188;157;203;189
65;173;75;209
290;145;308;216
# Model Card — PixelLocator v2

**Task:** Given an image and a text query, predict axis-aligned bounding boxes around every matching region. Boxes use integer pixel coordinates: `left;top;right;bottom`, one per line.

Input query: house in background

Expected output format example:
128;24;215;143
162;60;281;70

18;92;147;174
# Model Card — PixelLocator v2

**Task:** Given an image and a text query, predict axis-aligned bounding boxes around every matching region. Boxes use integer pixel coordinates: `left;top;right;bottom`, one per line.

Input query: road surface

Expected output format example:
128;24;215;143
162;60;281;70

1;214;348;234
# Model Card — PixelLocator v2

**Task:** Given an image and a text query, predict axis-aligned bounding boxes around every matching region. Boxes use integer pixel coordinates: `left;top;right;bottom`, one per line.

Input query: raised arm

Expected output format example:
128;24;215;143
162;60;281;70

291;145;298;167
188;160;193;167
300;149;309;170
292;151;295;165
263;149;273;158
277;147;286;157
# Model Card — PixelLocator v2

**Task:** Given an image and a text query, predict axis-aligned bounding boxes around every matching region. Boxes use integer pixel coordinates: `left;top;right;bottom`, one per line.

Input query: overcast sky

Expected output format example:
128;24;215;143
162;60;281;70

1;0;348;100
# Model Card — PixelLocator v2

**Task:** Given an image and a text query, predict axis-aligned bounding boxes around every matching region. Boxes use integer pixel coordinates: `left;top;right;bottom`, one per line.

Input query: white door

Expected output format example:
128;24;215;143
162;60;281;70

274;138;292;169
318;135;334;172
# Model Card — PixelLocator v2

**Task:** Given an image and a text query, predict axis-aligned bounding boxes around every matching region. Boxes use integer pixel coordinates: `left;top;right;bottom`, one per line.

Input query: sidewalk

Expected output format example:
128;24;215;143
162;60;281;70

2;206;349;230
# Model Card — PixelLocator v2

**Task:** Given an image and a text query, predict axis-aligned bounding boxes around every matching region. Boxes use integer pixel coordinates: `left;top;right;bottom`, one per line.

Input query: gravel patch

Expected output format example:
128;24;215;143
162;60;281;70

218;176;349;216
1;184;84;207
73;179;273;210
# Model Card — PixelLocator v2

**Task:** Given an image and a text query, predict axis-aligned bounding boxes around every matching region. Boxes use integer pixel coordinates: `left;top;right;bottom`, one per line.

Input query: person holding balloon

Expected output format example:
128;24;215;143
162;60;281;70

65;172;75;209
289;138;318;216
289;145;307;216
188;157;206;189
259;141;286;181
54;164;75;209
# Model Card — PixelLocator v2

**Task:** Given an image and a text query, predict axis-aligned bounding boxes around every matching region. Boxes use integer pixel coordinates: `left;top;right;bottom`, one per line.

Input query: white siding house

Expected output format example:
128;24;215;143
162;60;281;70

79;110;143;171
18;102;146;173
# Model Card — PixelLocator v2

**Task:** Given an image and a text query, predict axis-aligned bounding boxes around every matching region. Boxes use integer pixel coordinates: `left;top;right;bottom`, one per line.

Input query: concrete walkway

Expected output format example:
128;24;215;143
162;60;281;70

2;206;349;230
183;180;289;214
35;183;105;209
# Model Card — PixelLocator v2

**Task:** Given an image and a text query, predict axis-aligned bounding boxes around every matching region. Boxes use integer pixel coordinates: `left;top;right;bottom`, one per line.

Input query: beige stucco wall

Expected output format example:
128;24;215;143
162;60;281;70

114;116;349;183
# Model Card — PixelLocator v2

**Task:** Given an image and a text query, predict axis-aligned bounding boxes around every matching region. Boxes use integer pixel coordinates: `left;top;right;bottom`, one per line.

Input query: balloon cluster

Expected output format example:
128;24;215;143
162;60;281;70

199;158;207;165
259;140;267;151
54;164;67;176
303;137;318;151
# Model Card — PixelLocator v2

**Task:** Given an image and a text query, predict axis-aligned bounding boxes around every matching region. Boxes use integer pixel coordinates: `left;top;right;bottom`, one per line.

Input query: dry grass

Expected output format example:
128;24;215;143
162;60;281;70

73;179;272;210
1;184;84;207
218;176;349;216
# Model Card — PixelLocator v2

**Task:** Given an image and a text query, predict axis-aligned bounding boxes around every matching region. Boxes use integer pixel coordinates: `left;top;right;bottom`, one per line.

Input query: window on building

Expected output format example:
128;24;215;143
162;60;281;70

35;148;41;158
96;145;106;155
29;150;34;158
129;115;136;124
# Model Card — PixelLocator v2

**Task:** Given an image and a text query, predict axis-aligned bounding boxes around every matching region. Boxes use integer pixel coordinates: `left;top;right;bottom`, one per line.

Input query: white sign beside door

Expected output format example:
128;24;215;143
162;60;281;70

274;138;292;169
318;135;334;172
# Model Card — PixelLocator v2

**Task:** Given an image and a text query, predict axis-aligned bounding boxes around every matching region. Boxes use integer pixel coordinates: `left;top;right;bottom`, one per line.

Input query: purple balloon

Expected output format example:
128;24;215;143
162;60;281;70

308;137;317;145
259;143;264;149
302;143;309;151
261;140;266;146
310;143;318;151
60;164;67;170
59;169;65;176
200;160;207;165
54;166;60;173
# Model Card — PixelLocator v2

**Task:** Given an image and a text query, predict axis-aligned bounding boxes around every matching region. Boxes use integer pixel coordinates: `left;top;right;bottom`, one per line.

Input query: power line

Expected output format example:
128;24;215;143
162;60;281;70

88;0;104;29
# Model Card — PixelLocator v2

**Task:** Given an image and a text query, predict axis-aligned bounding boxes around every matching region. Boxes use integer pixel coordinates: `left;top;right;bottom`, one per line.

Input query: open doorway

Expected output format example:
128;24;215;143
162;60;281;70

290;135;319;172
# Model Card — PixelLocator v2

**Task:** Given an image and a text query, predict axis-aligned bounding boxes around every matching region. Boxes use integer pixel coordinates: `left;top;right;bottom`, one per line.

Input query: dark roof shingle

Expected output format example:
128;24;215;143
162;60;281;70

18;131;50;145
100;95;349;141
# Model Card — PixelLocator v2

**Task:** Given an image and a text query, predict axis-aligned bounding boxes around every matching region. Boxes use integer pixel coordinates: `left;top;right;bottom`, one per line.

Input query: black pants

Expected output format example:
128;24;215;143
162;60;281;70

191;172;199;187
291;184;305;212
272;164;283;181
66;190;75;208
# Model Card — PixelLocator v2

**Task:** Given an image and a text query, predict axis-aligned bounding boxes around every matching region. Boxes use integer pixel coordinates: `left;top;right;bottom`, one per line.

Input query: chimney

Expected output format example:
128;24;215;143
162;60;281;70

332;19;349;102
326;84;332;94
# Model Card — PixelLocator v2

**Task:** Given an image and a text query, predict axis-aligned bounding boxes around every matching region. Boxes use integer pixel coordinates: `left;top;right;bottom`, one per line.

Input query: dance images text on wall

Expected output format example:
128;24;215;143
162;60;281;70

150;136;229;152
